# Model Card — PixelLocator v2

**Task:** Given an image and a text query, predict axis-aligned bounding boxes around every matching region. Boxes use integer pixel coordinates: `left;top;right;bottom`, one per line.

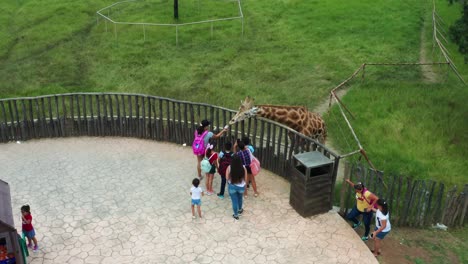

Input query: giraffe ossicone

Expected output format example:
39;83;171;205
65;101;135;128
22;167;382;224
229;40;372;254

229;96;327;144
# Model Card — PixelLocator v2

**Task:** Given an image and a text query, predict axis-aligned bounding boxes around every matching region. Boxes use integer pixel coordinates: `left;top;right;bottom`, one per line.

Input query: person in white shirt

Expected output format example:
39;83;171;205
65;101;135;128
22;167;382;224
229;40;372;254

190;178;204;219
371;199;391;257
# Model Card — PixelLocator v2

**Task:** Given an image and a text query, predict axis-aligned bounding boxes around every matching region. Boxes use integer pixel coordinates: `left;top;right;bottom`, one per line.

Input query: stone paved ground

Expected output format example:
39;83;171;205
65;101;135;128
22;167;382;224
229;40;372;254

0;138;378;264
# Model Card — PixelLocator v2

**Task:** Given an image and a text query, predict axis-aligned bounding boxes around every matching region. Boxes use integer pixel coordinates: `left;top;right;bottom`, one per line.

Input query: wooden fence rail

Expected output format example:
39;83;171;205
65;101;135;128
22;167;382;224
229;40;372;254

339;162;468;228
0;93;341;206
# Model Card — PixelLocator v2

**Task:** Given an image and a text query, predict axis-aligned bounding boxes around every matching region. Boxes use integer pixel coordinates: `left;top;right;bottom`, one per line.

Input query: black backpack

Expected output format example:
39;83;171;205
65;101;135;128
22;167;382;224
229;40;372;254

219;151;233;176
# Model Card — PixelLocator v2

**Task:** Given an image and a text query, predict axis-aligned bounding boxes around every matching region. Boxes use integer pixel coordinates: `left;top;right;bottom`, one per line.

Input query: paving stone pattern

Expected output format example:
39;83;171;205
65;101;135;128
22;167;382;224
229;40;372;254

0;138;377;264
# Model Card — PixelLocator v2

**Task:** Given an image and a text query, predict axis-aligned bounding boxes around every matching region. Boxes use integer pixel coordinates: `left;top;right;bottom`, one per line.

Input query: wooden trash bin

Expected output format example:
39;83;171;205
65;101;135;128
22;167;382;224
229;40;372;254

289;151;334;217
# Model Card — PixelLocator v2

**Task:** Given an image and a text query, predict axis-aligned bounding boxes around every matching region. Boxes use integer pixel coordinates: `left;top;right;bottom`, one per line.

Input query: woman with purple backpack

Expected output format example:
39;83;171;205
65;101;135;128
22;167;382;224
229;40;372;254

192;120;228;180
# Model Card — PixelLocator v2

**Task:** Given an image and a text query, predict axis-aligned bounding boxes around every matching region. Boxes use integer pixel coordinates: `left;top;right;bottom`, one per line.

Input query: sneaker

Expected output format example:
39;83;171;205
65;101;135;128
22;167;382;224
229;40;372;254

352;221;361;229
238;208;244;215
206;191;213;196
361;236;369;241
192;215;196;219
33;245;38;251
217;194;224;199
233;214;239;220
27;243;32;249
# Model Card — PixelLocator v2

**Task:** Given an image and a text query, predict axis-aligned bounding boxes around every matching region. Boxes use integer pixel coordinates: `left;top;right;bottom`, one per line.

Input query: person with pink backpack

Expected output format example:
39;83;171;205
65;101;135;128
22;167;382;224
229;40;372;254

192;120;228;180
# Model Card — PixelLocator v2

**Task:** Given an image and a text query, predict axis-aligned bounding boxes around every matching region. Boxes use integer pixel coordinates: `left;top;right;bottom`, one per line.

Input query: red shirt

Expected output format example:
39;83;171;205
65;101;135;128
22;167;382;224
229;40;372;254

208;152;218;165
22;214;33;231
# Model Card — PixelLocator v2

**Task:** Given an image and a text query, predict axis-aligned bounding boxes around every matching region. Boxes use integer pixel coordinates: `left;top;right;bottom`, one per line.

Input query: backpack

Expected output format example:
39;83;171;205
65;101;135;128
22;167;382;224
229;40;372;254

192;130;209;155
201;152;215;173
219;151;233;176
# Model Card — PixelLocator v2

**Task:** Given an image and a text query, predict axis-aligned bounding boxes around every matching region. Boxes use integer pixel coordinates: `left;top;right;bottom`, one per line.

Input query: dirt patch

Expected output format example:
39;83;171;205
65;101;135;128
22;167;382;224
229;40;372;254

362;227;463;264
313;88;350;181
420;15;438;83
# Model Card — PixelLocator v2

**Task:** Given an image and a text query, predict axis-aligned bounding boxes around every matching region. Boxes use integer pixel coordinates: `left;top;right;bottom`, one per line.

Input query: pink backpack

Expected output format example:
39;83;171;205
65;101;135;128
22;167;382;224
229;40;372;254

192;130;209;155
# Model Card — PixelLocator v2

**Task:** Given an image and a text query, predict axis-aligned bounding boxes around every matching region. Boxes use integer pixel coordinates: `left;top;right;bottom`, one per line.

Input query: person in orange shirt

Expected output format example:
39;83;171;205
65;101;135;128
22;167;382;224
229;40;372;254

345;179;379;241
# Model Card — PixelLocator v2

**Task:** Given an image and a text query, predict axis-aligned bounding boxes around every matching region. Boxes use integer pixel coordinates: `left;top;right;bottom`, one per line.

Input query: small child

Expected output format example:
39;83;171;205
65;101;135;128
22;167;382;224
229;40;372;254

204;144;218;195
21;205;38;251
371;199;391;257
190;178;204;219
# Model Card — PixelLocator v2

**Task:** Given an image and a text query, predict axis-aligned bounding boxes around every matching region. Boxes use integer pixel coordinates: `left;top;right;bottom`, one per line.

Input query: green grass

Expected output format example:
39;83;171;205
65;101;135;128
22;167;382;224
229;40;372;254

107;0;240;24
392;227;468;264
326;0;468;187
0;0;466;186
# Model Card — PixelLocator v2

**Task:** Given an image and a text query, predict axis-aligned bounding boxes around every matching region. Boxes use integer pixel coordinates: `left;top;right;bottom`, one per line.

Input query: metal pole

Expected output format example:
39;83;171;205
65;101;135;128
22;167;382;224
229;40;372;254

176;26;178;46
241;18;244;38
143;24;146;41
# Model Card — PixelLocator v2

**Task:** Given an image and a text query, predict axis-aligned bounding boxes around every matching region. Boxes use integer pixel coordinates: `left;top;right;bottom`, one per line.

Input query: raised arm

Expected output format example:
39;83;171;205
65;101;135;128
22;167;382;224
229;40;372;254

345;178;355;188
211;127;228;139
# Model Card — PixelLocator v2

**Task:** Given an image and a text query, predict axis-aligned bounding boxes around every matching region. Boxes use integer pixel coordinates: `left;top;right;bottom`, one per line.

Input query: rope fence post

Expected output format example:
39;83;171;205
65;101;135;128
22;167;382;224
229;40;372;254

176;26;178;46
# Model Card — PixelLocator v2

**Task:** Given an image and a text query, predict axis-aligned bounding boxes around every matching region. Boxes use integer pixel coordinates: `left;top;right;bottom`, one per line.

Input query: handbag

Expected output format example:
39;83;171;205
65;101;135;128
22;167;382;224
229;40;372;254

248;149;261;176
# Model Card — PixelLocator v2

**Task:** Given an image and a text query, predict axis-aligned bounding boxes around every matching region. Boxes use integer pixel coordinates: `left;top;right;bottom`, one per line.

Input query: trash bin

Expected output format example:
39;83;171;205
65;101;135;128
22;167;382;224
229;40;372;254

289;151;334;217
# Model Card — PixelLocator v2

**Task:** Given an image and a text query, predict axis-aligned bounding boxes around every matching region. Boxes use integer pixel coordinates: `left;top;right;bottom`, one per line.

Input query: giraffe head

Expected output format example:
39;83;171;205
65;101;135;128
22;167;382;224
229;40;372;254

229;96;258;125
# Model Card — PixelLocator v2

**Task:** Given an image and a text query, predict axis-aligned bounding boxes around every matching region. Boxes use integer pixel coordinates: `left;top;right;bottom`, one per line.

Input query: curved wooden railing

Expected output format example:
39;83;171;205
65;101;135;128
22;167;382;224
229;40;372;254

0;93;341;186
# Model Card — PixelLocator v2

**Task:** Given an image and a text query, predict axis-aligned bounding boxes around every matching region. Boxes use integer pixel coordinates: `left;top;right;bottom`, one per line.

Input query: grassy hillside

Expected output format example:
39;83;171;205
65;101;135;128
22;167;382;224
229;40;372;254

0;0;466;186
327;0;467;186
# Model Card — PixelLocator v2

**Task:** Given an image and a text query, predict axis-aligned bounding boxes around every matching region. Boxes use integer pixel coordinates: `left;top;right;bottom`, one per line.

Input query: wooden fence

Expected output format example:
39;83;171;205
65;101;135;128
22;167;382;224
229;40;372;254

2;93;465;227
0;92;341;204
339;162;468;228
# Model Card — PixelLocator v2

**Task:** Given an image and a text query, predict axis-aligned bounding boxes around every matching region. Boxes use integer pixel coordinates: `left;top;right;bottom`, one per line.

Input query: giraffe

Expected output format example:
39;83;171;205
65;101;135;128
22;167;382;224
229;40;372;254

229;96;327;144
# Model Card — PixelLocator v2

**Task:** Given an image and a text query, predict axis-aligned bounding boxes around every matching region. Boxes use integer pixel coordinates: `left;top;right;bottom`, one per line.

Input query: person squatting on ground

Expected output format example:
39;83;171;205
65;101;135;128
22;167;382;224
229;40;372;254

21;204;38;251
234;140;259;197
217;142;234;199
370;199;391;257
193;120;227;180
190;178;204;219
204;143;218;195
345;179;379;241
226;154;247;220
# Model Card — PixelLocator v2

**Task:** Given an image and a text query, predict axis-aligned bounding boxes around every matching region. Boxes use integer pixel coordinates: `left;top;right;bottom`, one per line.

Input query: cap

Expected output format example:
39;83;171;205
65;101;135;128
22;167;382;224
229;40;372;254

201;120;210;127
353;182;364;190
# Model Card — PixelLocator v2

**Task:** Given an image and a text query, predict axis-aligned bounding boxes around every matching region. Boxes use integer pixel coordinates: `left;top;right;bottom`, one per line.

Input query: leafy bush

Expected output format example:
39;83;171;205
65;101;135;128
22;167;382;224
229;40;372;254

449;2;468;62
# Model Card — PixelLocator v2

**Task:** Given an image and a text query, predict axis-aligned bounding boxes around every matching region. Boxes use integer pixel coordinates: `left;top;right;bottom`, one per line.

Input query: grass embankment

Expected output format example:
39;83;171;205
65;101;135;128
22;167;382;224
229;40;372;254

0;0;466;186
327;0;467;187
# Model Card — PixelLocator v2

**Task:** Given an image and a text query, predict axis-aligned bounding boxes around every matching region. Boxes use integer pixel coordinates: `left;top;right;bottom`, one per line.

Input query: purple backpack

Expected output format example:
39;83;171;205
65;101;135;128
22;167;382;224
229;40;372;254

192;130;209;155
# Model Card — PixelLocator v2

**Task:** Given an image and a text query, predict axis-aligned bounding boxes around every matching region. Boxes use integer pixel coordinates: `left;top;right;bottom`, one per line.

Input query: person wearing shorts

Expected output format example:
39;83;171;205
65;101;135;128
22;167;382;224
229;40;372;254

21;204;39;251
371;199;391;257
190;178;204;219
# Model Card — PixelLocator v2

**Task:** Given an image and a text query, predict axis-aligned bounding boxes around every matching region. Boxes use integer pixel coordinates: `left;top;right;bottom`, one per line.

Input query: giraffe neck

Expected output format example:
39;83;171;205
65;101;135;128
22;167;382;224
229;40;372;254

255;105;327;144
256;105;308;131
